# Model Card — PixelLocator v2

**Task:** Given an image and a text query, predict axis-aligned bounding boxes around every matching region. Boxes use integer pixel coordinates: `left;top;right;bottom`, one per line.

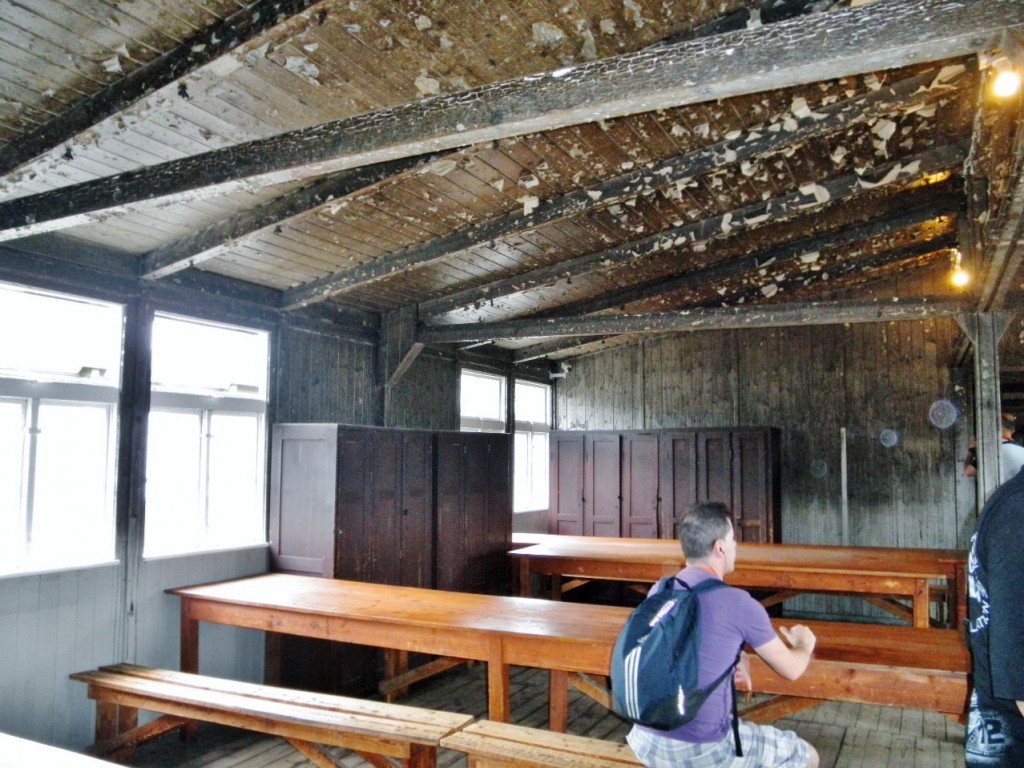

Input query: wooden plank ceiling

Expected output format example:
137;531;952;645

0;0;1022;366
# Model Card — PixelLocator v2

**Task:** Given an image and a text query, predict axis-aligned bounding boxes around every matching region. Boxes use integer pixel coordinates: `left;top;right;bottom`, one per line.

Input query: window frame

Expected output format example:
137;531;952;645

143;313;270;559
0;283;124;578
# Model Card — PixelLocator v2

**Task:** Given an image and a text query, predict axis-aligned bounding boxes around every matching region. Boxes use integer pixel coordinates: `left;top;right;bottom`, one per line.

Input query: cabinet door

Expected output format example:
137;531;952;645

549;432;585;534
731;429;778;543
621;432;659;538
368;430;403;585
658;431;698;540
585;433;621;536
435;432;511;594
697;430;733;508
268;424;338;576
335;427;373;580
398;430;434;588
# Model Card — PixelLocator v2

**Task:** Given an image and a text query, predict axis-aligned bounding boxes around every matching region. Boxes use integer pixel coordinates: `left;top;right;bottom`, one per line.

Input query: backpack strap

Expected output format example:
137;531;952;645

671;577;743;757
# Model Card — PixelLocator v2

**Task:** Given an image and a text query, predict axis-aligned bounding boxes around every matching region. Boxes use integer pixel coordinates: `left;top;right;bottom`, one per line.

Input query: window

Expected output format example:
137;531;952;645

459;369;506;432
459;369;550;513
0;282;123;576
513;381;550;513
144;314;269;557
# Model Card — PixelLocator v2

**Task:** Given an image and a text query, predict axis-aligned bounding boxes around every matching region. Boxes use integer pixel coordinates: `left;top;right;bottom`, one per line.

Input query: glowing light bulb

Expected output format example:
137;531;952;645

951;264;970;287
993;68;1021;98
949;248;969;287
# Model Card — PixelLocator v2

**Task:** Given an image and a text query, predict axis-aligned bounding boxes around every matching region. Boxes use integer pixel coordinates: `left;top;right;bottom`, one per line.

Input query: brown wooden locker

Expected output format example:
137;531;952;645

435;431;512;594
621;432;659;538
658;430;698;540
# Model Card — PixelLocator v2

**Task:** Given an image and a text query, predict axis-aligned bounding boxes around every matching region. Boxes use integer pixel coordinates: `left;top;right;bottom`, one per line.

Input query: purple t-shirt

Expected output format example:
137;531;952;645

635;566;777;743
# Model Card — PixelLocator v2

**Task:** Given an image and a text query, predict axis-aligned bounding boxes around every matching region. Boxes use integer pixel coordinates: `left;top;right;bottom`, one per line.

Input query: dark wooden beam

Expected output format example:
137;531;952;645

532;200;959;319
505;238;955;360
0;0;1017;242
420;143;967;320
419;296;966;344
141;152;445;279
0;0;323;178
285;66;960;309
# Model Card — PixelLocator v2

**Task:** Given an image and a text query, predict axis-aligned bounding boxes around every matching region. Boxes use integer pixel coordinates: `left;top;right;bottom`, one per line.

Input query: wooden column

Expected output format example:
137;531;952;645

958;312;1014;505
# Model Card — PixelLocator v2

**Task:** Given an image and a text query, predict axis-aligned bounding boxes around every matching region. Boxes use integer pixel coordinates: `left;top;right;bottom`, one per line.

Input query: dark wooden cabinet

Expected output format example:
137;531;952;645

550;427;779;542
435;432;511;594
660;428;779;543
268;423;512;694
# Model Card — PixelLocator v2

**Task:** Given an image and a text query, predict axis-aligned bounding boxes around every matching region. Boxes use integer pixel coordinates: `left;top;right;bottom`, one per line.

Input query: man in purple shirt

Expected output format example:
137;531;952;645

626;502;819;768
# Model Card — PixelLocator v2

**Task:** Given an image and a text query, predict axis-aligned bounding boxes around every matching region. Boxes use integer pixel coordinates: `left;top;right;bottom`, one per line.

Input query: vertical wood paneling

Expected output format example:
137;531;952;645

0;565;120;749
275;324;376;425
554;318;965;621
386;352;459;430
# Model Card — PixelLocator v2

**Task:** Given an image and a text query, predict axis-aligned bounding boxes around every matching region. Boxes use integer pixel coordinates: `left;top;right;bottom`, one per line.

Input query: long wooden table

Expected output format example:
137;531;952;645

169;573;628;731
169;572;969;730
511;535;967;628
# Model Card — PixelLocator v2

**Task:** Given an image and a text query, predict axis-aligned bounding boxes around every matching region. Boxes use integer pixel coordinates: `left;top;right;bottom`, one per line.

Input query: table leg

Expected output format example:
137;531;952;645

180;602;199;674
519;558;532;597
488;637;510;722
549;670;569;732
179;602;200;740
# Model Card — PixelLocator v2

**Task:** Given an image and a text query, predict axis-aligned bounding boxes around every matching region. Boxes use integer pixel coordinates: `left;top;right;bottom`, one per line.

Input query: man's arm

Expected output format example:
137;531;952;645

1018;701;1024;719
752;625;816;681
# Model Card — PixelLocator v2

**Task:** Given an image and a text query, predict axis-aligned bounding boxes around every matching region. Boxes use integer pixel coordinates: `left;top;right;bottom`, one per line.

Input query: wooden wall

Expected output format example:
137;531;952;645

554;319;977;620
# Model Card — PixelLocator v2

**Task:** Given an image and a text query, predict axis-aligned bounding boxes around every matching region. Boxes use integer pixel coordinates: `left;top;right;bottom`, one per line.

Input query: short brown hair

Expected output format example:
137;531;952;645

678;502;733;560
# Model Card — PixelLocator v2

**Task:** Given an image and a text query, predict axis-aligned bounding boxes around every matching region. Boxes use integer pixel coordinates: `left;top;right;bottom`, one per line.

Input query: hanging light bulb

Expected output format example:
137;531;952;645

950;248;970;288
989;55;1021;98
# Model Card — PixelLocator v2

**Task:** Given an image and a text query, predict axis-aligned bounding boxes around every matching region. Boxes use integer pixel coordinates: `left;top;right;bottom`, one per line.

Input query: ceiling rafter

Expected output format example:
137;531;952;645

532;199;959;320
283;65;966;310
0;0;324;178
140;152;448;279
0;0;1017;246
418;295;967;346
418;142;967;321
486;235;958;361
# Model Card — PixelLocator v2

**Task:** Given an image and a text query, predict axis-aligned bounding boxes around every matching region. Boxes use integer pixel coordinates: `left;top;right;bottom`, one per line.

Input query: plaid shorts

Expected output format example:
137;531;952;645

626;720;810;768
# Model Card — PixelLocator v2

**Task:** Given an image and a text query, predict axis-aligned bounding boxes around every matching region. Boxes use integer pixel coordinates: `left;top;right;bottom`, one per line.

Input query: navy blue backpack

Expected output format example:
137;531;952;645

610;576;743;753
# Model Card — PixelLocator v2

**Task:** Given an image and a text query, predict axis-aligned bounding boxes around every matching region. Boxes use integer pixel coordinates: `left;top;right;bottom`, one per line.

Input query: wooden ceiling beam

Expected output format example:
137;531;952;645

140;152;445;279
0;0;1017;244
503;239;956;360
419;142;967;320
535;201;959;319
418;295;966;345
0;0;324;178
286;66;961;310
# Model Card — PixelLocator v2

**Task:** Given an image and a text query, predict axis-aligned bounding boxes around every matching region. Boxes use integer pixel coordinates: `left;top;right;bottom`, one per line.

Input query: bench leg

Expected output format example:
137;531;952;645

96;700;139;760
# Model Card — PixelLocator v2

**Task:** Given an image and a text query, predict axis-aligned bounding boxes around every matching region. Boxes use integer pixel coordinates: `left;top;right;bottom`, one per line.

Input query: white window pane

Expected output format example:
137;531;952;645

515;381;550;424
530;432;549;509
206;412;264;547
460;370;504;422
31;401;115;562
144;409;203;556
513;430;550;513
0;400;27;553
0;282;122;384
152;314;268;397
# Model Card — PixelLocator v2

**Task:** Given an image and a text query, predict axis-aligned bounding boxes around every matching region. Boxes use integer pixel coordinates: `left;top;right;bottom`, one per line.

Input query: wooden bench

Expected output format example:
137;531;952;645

70;663;475;768
441;720;641;768
562;617;970;726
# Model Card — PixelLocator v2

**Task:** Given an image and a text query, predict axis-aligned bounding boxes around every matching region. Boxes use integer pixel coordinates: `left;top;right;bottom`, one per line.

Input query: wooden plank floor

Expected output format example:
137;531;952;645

125;662;966;768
